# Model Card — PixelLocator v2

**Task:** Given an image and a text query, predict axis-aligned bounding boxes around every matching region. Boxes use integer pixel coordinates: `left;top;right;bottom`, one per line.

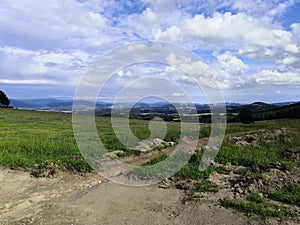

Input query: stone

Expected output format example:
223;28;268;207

233;166;248;175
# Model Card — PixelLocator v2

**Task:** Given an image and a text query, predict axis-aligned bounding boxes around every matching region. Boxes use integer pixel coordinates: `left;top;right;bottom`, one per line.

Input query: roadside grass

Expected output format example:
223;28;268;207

267;184;300;206
225;119;300;134
215;131;300;167
197;180;219;193
220;197;297;218
0;109;88;171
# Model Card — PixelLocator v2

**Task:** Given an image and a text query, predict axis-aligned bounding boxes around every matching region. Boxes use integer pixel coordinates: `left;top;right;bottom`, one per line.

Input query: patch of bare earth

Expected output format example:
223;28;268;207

0;168;259;225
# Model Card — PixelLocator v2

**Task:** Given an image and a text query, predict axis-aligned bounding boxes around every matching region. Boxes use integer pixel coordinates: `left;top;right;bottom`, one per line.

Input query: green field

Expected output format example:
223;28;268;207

0;108;299;173
0;108;180;171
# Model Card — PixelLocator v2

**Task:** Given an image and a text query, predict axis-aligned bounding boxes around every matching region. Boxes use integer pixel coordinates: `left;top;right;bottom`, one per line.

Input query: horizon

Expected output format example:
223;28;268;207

9;96;300;105
1;1;300;102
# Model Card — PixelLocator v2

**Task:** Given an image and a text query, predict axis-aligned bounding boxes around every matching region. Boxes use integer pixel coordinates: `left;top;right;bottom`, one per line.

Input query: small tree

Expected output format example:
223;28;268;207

239;107;254;124
0;90;10;107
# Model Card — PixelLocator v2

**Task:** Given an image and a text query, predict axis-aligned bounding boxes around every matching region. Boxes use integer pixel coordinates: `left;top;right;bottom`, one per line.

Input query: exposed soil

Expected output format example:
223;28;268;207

1;168;260;225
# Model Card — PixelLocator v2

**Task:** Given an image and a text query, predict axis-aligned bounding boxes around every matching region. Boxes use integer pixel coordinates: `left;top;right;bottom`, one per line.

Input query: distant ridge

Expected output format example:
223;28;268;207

8;98;299;121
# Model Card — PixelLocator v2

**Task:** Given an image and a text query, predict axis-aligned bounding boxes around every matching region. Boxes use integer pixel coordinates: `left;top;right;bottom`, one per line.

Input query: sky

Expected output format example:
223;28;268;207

0;0;300;103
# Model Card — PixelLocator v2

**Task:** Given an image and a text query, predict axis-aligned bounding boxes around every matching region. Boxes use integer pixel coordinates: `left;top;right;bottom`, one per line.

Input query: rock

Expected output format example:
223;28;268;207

159;179;170;189
133;138;174;152
245;134;258;143
284;147;300;161
232;136;242;143
103;150;125;159
233;166;248;175
235;141;250;146
235;187;243;194
223;163;233;172
246;184;256;194
159;184;169;189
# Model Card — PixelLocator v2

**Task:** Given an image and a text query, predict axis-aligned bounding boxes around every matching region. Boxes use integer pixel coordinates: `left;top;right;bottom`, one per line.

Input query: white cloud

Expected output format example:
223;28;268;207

0;79;58;85
116;70;133;77
0;0;107;49
166;53;228;89
153;26;182;42
142;0;176;13
232;0;293;18
252;69;300;85
0;46;92;85
182;12;299;53
172;92;185;97
141;8;157;24
215;51;249;76
238;46;274;60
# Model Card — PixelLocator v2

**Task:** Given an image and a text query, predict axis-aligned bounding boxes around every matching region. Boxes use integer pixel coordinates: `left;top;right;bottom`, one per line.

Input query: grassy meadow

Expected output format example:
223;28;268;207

0;108;299;172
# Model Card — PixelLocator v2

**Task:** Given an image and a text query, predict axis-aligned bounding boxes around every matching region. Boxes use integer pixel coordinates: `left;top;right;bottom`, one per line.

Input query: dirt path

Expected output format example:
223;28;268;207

0;168;262;225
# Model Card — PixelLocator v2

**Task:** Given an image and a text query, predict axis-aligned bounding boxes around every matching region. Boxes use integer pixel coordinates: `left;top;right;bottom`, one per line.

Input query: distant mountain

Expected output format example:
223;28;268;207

254;102;300;120
8;98;299;122
246;102;279;112
9;99;38;109
10;98;68;109
10;98;112;111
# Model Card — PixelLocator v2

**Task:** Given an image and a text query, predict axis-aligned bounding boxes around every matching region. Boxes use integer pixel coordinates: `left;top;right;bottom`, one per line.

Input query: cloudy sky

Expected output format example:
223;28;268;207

0;0;300;103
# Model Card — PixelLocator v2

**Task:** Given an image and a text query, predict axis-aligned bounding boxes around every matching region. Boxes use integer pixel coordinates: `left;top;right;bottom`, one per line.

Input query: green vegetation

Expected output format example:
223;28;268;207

220;198;297;218
0;108;180;171
129;150;192;179
0;90;10;107
142;154;168;166
197;180;219;193
0;109;90;171
239;107;254;124
0;108;299;176
267;184;300;206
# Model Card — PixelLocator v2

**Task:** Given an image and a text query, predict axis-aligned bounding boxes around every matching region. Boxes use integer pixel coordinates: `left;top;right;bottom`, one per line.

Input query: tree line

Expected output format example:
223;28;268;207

0;90;10;107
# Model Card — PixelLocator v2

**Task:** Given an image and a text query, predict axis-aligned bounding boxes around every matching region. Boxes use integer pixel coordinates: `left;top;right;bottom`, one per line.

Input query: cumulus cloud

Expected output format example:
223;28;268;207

0;46;93;85
181;12;299;53
215;51;249;76
166;53;228;89
0;0;107;50
252;69;300;85
232;0;293;18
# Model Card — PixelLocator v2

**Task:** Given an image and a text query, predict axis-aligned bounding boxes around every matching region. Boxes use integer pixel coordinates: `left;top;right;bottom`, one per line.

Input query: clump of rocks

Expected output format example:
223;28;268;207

133;138;175;152
231;128;289;146
31;160;60;178
284;147;300;162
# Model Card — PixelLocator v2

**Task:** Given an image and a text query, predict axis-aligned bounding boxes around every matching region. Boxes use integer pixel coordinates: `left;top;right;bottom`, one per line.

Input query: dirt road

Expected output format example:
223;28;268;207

0;168;263;225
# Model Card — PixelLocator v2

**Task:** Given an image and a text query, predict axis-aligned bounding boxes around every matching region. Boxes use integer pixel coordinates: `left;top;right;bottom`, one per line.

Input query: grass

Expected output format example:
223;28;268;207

1;108;299;174
197;180;219;192
267;184;300;206
0;109;89;171
215;127;300;167
0;108;180;171
220;197;297;218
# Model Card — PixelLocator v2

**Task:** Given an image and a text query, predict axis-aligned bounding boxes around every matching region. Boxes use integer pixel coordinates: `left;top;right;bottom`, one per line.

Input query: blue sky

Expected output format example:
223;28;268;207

0;0;299;103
